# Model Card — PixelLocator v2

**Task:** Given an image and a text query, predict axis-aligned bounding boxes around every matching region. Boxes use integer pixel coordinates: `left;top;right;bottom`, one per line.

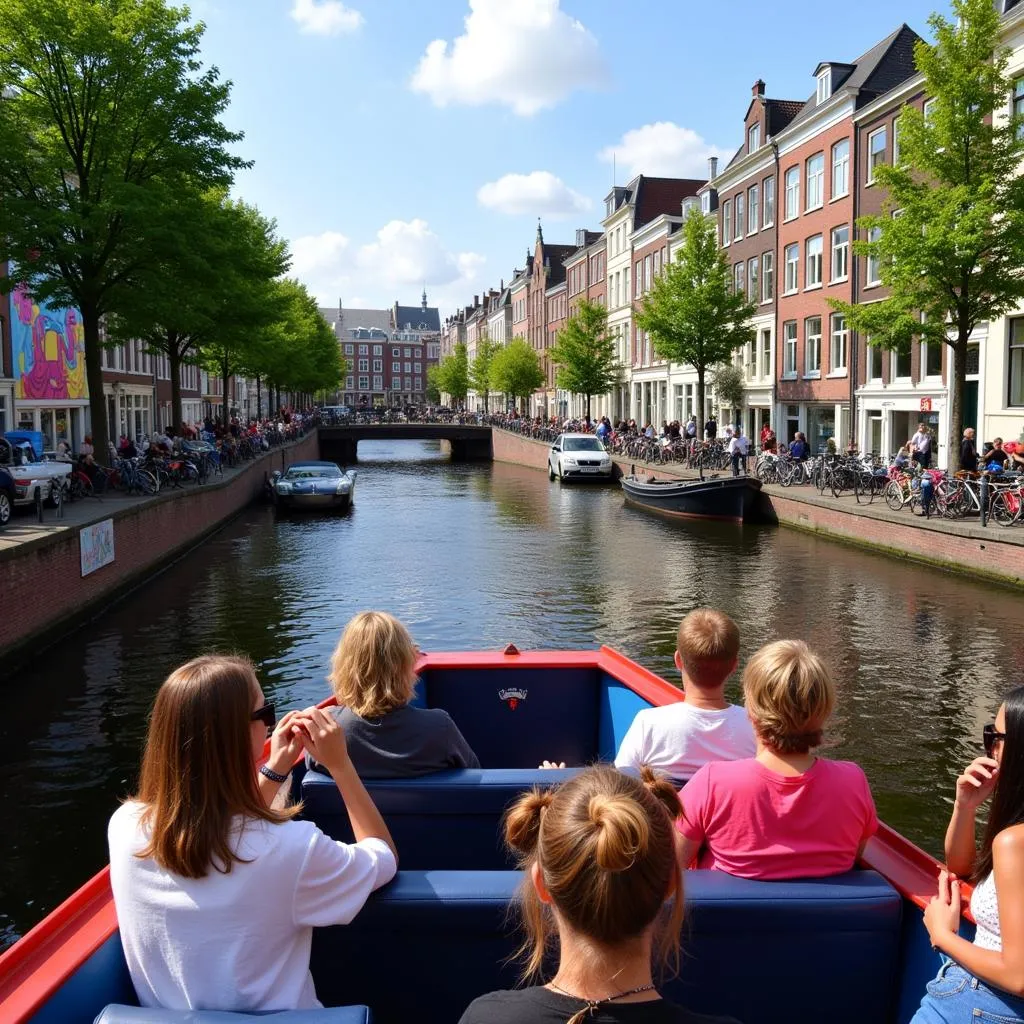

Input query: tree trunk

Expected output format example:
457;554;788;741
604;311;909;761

585;393;592;422
81;305;110;465
256;375;261;421
948;336;968;474
168;339;183;435
696;368;706;437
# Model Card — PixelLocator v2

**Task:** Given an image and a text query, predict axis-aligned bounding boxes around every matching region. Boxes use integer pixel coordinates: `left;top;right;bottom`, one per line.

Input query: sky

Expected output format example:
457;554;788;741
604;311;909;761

191;0;947;316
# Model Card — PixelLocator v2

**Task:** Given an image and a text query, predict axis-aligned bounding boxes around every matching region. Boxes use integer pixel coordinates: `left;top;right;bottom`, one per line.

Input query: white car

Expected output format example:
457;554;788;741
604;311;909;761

0;438;72;508
548;433;613;481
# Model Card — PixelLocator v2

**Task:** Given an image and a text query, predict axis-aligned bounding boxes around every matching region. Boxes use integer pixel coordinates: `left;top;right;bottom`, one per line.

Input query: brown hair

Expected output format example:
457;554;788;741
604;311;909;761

742;639;835;754
328;611;418;718
677;609;740;688
504;765;685;983
135;655;296;878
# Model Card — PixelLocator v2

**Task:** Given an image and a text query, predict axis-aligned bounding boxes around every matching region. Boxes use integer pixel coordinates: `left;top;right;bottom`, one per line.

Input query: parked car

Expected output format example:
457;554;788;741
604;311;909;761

0;437;72;509
548;433;614;481
0;466;15;527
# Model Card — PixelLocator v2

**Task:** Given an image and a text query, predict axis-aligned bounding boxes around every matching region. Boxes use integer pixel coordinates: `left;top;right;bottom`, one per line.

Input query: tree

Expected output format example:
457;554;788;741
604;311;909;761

469;338;497;412
490;337;544;414
0;0;244;461
635;212;757;427
830;0;1024;471
435;342;468;406
425;367;441;405
710;362;746;424
548;298;621;421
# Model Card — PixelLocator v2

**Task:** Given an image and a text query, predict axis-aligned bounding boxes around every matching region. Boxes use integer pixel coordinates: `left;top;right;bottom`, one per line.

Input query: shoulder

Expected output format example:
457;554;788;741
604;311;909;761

993;823;1024;861
459;988;539;1024
108;800;145;842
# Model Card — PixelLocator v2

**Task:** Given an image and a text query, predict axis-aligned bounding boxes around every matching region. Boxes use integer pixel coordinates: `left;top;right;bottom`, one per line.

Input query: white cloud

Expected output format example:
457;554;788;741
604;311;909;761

290;0;363;36
411;0;607;116
599;122;725;179
477;171;591;218
290;220;485;312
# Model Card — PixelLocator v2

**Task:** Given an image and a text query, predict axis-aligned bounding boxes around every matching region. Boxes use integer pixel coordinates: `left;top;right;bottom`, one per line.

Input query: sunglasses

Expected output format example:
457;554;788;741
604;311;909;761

251;702;276;731
983;723;1006;756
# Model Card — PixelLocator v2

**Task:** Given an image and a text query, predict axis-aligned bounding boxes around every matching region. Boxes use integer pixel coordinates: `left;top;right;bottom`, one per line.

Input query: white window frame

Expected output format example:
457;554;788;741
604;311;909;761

734;262;745;295
831;225;849;283
747;184;759;234
722;200;732;246
783;322;798;377
784;167;800;220
735;193;744;240
762;251;774;303
784;243;799;294
760;328;772;379
892;348;912;381
829;313;848;374
805;234;823;288
763;175;775;227
867;127;887;184
867;337;883;381
816;68;832;105
806;153;824;211
831;138;849;199
748;123;761;151
805;317;822;375
922;339;943;380
748;256;759;301
1009;317;1024;405
866;226;882;286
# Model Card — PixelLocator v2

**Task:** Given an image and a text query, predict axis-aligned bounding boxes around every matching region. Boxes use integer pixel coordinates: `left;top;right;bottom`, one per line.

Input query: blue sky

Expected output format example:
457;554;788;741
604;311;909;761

192;0;946;314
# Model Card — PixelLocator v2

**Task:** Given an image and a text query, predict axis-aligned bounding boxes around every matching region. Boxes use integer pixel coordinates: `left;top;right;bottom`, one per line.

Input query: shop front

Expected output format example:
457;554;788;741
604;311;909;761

856;388;947;464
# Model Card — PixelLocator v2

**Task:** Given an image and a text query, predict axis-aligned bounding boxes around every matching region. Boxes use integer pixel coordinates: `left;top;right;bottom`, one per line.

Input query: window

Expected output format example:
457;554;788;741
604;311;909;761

392;347;400;357
783;322;797;376
923;340;943;378
723;200;733;244
748;123;761;151
762;251;774;302
817;67;832;104
415;376;422;391
923;97;937;126
645;255;652;291
345;376;354;390
358;358;369;372
830;314;848;373
701;191;711;214
344;343;354;355
373;375;383;390
784;243;799;293
868;127;887;183
404;347;412;357
805;317;822;374
372;359;382;372
761;329;772;378
748;185;759;233
831;225;849;282
358;376;369;390
806;153;824;210
1014;82;1024;139
866;226;882;285
893;348;911;379
1010;318;1024;405
831;138;849;198
359;344;368;355
635;261;643;297
414;362;422;373
867;340;883;381
392;361;400;372
373;345;382;356
892;120;901;165
763;175;775;226
404;376;412;390
734;262;745;295
806;234;823;287
784;167;800;219
404;361;412;373
749;256;759;301
735;193;744;239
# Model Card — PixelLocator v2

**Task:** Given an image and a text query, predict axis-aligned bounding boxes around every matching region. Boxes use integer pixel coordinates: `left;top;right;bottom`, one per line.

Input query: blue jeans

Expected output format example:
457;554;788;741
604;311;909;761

911;959;1024;1023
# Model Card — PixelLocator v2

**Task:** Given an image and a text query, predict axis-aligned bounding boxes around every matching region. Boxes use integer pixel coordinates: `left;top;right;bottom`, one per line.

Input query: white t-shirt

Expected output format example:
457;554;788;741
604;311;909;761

728;435;749;456
614;702;756;781
108;801;396;1012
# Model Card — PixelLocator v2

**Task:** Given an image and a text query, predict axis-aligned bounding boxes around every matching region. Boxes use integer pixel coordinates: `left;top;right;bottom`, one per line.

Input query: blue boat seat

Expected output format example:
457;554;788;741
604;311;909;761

94;1006;372;1023
310;868;902;1024
300;767;582;869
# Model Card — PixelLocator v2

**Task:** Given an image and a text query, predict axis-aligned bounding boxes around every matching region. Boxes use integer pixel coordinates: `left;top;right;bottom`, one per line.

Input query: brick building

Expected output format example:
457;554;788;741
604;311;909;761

527;223;577;416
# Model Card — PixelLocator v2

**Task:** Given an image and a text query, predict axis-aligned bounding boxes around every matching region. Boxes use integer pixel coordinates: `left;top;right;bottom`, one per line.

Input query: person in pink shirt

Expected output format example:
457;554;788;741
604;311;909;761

677;639;877;880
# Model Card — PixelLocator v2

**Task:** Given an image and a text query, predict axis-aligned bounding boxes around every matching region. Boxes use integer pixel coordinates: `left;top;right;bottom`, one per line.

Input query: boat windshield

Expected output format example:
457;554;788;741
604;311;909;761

285;466;341;480
563;437;604;452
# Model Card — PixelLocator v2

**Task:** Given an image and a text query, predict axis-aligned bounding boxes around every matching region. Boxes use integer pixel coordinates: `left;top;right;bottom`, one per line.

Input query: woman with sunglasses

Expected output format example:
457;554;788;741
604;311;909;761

911;685;1024;1023
108;655;397;1012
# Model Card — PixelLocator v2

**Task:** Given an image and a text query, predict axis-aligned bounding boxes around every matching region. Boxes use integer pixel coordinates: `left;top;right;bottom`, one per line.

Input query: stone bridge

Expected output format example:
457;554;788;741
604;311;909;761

318;424;493;463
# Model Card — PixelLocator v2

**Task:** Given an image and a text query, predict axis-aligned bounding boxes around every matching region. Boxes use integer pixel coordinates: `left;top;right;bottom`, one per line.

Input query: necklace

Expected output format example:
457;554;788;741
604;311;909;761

549;980;658;1014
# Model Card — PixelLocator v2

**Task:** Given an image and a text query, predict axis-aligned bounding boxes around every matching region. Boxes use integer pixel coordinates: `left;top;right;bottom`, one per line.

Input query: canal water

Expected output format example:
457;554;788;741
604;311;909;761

3;438;1023;949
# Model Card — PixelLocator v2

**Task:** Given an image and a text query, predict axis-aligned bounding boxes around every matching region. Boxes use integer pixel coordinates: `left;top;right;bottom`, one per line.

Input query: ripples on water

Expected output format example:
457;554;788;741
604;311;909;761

2;439;1023;948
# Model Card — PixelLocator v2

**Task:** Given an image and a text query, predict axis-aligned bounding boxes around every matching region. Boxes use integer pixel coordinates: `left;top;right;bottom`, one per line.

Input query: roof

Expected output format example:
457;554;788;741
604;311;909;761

631;176;705;229
539;243;577;288
766;99;805;135
393;302;441;333
321;306;393;337
563;230;604;266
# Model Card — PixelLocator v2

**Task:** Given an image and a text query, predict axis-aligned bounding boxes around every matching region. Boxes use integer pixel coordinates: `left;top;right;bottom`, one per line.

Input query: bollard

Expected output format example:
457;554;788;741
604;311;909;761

980;474;989;528
35;485;43;523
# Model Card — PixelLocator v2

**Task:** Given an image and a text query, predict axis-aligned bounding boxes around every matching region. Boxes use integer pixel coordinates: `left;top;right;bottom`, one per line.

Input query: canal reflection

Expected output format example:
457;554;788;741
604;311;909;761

2;438;1023;949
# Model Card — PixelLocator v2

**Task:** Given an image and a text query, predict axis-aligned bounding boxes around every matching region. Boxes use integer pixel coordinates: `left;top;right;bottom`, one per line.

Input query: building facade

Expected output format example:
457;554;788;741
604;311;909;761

527;224;576;416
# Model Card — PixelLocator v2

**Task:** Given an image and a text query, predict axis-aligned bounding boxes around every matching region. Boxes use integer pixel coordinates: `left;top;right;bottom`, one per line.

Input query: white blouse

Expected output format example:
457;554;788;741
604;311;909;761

972;871;1001;951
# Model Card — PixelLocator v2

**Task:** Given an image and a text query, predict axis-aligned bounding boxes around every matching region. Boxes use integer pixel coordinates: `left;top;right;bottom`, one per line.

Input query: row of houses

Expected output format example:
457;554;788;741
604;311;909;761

445;4;1024;464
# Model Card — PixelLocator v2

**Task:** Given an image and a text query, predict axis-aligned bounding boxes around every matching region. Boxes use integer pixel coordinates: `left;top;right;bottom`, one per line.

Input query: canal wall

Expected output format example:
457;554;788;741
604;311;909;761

490;428;1024;588
0;431;320;665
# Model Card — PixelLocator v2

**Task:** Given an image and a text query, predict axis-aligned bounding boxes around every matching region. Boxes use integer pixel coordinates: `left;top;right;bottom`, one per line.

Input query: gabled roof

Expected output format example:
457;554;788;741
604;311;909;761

393;302;441;333
539;243;577;288
633;176;705;229
766;99;805;135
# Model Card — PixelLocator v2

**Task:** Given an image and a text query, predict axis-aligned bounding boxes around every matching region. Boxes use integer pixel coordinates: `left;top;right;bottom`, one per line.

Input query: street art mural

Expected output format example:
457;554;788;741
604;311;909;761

11;285;88;401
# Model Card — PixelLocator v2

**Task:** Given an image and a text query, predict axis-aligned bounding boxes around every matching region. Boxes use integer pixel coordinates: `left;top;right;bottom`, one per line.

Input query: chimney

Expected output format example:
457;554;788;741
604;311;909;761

708;156;719;180
752;79;765;97
473;294;479;307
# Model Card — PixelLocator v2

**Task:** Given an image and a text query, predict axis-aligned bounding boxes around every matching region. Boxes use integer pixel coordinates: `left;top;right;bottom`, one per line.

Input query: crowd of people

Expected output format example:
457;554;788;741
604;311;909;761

107;609;1024;1023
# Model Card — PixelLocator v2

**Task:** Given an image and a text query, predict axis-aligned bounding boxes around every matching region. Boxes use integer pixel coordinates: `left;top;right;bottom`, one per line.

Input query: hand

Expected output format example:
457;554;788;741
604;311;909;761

923;869;961;947
294;707;350;775
266;710;305;776
954;756;999;812
539;760;566;769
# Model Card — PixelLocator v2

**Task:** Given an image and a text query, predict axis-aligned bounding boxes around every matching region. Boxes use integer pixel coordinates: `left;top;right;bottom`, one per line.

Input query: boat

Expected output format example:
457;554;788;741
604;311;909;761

270;460;356;511
0;644;955;1024
621;471;762;523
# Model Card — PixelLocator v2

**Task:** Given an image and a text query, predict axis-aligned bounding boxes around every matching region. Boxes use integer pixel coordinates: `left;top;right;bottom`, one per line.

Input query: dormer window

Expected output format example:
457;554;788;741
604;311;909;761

701;192;711;215
816;67;832;105
748;124;761;152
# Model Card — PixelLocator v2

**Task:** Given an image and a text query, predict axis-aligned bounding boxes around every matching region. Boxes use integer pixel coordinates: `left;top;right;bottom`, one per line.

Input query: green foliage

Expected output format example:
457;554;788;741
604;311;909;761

489;337;544;412
435;342;469;403
0;0;245;459
548;298;620;420
711;361;746;413
831;0;1024;468
469;338;497;411
635;211;756;425
426;366;443;405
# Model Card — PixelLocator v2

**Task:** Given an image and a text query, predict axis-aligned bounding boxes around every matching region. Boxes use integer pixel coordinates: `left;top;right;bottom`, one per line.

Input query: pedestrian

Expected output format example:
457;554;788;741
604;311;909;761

728;427;749;477
960;428;979;473
686;415;698;439
911;423;932;469
705;415;717;441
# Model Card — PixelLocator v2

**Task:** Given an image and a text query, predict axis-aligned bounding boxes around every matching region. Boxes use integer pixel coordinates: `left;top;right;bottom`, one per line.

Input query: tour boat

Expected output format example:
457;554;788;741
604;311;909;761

620;473;763;523
0;645;956;1024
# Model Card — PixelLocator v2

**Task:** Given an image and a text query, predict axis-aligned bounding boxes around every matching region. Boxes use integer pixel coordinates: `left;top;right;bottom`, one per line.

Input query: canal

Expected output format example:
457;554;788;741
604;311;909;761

2;438;1023;949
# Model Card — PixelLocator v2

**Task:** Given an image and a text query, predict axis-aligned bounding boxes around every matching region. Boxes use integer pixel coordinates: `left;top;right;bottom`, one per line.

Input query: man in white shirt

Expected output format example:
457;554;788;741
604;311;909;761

615;609;755;784
728;427;749;477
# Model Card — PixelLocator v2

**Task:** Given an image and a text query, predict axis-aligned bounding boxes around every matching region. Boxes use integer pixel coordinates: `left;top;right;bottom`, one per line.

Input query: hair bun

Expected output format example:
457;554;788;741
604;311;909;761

638;764;683;822
505;788;554;855
588;794;648;872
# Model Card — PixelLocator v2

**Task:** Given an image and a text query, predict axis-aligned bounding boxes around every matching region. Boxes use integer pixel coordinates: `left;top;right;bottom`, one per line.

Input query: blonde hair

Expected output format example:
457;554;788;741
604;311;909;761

504;765;685;988
135;655;296;879
328;611;418;718
742;639;835;754
677;608;740;688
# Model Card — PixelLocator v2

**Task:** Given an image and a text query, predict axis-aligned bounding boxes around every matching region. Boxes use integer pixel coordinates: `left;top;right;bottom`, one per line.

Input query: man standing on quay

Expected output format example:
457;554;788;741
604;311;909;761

729;426;749;477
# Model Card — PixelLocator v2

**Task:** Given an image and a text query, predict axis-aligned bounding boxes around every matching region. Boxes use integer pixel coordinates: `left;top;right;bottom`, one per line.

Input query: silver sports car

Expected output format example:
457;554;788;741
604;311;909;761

270;461;356;511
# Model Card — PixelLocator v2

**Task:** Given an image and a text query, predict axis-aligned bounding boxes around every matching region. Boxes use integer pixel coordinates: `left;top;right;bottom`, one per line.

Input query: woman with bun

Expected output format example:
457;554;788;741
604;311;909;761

459;765;740;1024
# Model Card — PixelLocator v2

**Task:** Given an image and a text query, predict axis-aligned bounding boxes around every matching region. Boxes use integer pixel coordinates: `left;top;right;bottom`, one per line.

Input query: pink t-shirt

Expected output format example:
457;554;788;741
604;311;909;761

678;757;878;880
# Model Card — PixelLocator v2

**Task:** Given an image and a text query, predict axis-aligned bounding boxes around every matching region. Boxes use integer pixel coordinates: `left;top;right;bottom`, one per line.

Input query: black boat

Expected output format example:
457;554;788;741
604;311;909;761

620;472;762;523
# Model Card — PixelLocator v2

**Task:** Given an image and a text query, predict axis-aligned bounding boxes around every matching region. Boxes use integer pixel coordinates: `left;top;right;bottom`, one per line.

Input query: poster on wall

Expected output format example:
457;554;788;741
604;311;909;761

10;284;88;400
80;519;115;577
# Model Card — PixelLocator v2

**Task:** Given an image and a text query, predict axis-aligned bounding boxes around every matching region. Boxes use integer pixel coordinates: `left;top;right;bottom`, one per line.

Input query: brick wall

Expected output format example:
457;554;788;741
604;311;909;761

0;431;319;661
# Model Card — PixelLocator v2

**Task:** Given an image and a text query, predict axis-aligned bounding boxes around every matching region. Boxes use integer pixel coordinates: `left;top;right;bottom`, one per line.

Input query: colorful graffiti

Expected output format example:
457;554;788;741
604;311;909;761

11;285;87;401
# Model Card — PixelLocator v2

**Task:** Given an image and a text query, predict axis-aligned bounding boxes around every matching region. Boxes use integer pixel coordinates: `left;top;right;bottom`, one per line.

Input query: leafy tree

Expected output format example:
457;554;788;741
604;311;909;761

635;212;756;427
831;0;1024;470
0;0;244;460
425;366;442;405
490;337;544;414
548;298;620;421
710;362;746;422
436;342;468;405
469;338;497;412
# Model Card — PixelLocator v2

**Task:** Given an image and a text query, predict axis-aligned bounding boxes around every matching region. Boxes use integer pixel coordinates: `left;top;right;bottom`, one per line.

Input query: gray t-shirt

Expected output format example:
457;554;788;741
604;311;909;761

309;704;480;779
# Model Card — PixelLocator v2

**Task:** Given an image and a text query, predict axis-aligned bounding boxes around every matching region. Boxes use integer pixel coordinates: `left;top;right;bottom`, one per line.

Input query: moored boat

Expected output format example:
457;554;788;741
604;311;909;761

271;460;356;512
621;472;762;523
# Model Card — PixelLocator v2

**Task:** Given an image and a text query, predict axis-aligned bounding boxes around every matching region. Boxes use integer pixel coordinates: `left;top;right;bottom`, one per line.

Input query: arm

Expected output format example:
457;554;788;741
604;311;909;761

612;713;646;770
945;757;999;878
446;714;481;769
257;710;305;808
